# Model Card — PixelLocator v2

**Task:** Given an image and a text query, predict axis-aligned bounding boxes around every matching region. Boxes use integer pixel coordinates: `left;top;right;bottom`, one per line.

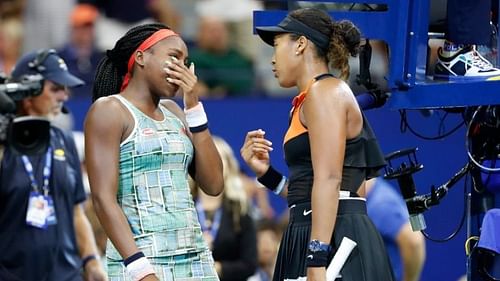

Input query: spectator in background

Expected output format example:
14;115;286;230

366;178;426;281
51;4;103;133
0;0;23;19
248;219;282;281
22;0;75;52
191;136;258;281
194;0;263;61
58;4;104;99
80;0;181;51
0;17;23;75
190;16;256;98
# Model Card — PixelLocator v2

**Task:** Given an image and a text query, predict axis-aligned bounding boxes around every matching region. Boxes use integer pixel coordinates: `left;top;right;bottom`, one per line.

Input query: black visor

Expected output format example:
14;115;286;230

255;15;330;52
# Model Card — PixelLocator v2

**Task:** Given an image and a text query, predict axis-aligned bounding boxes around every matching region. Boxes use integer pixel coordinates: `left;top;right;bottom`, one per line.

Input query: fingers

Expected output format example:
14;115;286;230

241;129;273;159
164;67;196;87
243;129;267;143
251;141;273;152
189;62;195;74
244;130;273;149
241;142;270;157
242;130;266;153
164;57;198;98
164;57;196;83
164;62;194;81
165;77;190;89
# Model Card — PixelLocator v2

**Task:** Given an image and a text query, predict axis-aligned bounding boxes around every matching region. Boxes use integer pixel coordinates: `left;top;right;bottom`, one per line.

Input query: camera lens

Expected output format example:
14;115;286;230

8;116;50;155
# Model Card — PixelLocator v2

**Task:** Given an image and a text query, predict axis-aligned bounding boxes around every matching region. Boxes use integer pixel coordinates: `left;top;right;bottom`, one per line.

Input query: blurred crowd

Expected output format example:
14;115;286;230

0;0;303;99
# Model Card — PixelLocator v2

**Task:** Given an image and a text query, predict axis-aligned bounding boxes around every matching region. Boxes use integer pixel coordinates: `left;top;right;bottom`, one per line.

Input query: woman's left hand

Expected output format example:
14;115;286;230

307;267;326;281
164;57;198;108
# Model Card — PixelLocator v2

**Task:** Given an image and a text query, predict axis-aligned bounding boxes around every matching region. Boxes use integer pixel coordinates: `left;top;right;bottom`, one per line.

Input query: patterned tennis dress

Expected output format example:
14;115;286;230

106;95;219;281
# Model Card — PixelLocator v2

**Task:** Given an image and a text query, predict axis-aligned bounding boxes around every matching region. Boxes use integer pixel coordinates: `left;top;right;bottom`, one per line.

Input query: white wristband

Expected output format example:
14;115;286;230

126;257;155;281
184;102;208;128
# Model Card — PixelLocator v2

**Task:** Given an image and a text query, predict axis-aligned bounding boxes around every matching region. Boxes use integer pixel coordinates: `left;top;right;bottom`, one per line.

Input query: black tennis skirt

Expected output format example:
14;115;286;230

273;199;395;281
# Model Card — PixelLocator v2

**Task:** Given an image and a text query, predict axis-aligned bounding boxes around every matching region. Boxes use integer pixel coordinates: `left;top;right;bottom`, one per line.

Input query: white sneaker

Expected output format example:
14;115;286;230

434;45;500;81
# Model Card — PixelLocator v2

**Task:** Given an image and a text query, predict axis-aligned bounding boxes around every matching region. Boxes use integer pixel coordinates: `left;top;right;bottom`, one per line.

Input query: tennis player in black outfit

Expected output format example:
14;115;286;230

240;8;395;281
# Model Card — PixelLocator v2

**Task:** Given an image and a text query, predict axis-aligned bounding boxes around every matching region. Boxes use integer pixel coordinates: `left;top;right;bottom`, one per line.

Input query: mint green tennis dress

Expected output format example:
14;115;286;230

106;95;218;281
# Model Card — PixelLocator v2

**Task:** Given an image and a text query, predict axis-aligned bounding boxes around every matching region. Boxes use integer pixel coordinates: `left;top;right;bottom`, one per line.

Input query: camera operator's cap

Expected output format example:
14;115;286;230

11;49;84;87
71;4;98;27
255;14;330;52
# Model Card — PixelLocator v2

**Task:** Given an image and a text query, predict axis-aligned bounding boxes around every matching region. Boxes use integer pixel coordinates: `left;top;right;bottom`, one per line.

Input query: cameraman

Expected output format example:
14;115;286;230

0;49;106;281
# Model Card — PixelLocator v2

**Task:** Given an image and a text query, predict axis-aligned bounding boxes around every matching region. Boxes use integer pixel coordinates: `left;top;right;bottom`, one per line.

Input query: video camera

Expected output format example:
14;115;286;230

0;73;50;155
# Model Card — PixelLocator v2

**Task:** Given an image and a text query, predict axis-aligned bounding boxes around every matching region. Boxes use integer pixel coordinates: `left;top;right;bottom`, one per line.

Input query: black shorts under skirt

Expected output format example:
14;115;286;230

273;199;395;281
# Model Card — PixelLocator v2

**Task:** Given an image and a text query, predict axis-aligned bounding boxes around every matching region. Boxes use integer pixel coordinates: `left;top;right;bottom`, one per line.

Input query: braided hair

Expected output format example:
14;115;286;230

92;23;170;102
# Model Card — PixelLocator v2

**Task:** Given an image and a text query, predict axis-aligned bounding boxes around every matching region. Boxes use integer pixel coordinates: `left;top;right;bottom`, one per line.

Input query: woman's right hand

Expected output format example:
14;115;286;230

240;129;273;177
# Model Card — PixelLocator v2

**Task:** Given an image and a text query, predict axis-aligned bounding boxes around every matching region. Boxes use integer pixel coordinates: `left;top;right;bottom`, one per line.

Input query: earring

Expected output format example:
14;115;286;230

295;51;300;55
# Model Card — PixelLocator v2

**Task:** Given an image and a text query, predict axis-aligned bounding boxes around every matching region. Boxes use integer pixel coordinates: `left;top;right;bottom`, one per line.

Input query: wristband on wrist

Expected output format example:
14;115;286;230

305;249;330;267
305;240;333;267
184;102;208;133
274;176;287;195
257;166;287;195
123;252;145;266
124;252;156;281
189;123;209;133
82;254;97;269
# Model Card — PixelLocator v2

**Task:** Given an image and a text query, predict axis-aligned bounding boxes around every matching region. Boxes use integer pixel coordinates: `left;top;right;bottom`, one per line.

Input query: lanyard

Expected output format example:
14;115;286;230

195;200;222;239
21;147;52;196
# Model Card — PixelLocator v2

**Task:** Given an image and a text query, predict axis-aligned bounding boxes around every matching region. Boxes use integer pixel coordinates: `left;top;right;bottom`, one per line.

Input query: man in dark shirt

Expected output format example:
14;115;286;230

58;4;104;99
190;16;256;98
0;49;106;281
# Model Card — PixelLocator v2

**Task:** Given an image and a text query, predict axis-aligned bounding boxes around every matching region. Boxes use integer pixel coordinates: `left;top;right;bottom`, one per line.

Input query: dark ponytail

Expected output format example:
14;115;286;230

92;23;170;102
329;20;361;80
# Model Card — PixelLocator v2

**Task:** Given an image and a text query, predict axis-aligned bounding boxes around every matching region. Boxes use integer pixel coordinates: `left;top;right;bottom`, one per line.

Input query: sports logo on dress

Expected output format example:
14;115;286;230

141;128;155;136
